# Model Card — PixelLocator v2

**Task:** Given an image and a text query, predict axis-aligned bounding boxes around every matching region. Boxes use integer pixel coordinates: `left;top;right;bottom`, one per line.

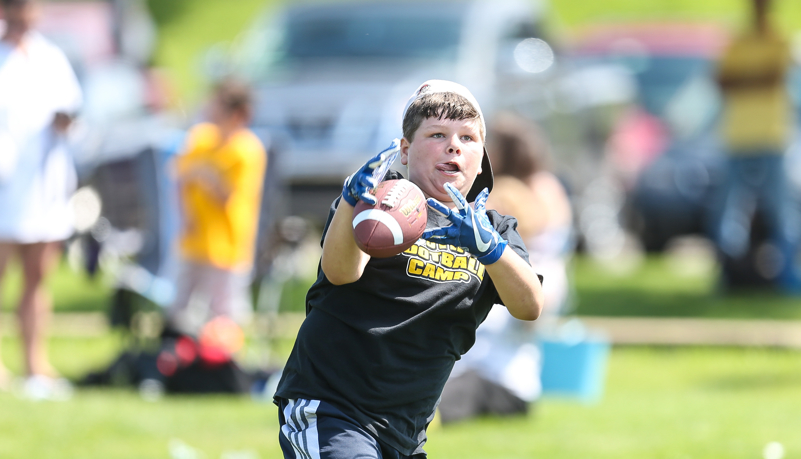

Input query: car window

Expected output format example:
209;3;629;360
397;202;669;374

631;57;713;117
279;13;463;62
577;55;715;115
663;73;721;139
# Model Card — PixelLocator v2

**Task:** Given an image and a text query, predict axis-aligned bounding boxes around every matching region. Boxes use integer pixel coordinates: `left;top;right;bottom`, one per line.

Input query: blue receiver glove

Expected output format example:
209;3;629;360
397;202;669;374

422;182;508;265
341;139;401;206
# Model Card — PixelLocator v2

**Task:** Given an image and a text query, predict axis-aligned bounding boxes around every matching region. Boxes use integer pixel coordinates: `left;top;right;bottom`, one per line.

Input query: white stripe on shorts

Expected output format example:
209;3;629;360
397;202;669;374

281;398;321;459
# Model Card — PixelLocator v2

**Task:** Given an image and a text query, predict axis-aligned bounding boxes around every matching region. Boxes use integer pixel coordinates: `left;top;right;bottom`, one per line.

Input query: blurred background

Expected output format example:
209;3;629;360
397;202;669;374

3;0;801;458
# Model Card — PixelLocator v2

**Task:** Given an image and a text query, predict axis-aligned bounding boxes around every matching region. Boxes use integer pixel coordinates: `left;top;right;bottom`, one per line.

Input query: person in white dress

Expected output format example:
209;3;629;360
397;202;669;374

0;0;82;396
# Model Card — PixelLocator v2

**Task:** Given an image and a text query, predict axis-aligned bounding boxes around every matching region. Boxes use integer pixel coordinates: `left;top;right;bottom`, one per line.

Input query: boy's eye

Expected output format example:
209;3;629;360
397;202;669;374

460;135;473;142
431;133;444;138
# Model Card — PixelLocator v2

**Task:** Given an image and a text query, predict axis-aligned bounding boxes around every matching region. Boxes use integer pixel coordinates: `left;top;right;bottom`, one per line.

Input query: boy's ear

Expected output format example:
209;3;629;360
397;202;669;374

400;137;411;165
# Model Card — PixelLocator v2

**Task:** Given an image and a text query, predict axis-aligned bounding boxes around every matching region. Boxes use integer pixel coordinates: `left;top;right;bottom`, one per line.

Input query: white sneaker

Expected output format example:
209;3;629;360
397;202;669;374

18;375;73;401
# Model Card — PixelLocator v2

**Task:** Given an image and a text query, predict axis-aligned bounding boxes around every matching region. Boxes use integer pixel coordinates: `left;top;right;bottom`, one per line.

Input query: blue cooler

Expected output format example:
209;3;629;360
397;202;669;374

538;320;611;402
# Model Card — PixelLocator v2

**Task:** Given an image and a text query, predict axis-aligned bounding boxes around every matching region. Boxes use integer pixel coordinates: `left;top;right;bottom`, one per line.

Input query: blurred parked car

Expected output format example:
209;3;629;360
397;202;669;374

219;0;625;221
570;22;730;252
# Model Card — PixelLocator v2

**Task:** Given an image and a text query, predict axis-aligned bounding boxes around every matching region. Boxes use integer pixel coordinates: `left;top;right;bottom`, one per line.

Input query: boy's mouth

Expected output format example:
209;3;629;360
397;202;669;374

436;162;461;174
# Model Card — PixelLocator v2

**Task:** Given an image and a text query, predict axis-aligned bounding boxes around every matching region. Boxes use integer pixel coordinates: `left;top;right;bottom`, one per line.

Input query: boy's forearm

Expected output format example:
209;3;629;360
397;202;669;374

321;201;371;285
484;249;544;321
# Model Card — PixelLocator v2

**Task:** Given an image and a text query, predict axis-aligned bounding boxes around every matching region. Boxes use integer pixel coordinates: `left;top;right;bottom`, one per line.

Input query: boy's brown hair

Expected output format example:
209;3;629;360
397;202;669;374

213;77;253;119
402;92;485;143
400;80;494;201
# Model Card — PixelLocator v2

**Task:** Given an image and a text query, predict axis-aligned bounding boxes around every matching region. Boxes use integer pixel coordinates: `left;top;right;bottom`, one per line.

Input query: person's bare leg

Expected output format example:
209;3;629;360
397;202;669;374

17;241;61;377
0;242;15;387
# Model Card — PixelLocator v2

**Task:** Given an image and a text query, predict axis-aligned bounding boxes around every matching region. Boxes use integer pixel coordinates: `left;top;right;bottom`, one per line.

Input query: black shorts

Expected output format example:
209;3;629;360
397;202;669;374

277;397;425;459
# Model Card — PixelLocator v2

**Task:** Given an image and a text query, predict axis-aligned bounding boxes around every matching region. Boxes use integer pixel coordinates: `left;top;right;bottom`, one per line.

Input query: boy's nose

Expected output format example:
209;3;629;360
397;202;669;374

447;139;462;154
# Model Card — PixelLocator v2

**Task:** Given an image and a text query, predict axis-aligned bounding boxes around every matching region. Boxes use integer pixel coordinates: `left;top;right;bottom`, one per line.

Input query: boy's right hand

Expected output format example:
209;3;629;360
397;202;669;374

341;139;400;206
423;183;507;265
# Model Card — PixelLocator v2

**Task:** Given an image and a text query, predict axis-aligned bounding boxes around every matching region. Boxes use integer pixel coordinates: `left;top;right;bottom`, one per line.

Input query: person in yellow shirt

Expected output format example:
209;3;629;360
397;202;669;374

168;78;267;334
712;0;801;293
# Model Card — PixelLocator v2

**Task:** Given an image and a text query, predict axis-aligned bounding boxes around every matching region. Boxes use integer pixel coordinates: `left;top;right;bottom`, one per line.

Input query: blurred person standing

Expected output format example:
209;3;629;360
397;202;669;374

486;112;574;314
166;78;267;336
0;0;82;397
438;113;574;423
712;0;801;292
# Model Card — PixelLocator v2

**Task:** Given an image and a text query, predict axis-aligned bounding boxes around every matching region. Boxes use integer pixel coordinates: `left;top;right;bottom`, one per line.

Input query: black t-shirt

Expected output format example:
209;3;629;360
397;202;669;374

274;172;531;456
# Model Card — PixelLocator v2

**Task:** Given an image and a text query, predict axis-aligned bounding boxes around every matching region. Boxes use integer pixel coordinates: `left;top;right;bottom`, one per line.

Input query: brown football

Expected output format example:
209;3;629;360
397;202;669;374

352;179;427;258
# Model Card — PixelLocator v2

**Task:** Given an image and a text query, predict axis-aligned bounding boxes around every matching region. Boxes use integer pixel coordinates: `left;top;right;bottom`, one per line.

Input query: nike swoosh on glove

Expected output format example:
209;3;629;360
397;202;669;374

422;182;507;265
341;139;401;207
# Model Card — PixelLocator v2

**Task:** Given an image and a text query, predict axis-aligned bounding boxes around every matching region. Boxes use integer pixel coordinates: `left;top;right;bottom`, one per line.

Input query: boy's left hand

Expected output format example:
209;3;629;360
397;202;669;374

341;139;400;206
423;183;507;264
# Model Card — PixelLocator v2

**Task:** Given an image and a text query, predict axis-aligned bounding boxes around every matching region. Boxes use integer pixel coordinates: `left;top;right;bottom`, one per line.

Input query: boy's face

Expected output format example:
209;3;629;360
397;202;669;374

400;116;484;205
206;95;229;126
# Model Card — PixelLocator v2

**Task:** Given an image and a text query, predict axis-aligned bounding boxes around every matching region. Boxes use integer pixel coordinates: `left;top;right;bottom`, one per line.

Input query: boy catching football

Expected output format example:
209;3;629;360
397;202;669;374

274;80;544;459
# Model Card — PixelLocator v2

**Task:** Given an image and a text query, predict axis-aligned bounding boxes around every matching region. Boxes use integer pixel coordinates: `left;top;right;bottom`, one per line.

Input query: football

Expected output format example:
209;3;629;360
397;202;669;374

352;179;428;258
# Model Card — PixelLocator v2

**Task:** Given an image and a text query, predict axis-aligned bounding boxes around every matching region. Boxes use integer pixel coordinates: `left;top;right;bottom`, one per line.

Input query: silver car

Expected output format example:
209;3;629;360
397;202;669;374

230;0;560;219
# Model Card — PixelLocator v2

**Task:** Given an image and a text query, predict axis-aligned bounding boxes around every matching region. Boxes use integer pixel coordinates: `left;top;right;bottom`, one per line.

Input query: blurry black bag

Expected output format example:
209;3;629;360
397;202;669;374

79;328;253;394
78;350;160;387
157;326;252;394
164;359;251;394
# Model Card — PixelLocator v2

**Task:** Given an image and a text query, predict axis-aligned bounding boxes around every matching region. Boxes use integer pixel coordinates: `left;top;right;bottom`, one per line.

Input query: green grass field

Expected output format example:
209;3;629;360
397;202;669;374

146;0;279;104
551;0;801;31
0;252;799;457
1;336;799;458
426;346;801;459
572;255;801;319
0;254;799;457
